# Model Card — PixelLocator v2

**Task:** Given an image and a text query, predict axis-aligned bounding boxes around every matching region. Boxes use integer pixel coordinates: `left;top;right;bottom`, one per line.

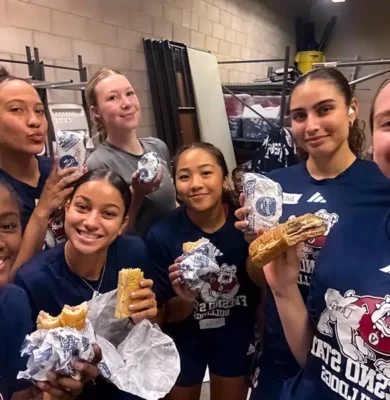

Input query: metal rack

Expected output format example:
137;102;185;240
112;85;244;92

312;57;390;88
0;46;90;156
219;46;291;132
218;46;292;164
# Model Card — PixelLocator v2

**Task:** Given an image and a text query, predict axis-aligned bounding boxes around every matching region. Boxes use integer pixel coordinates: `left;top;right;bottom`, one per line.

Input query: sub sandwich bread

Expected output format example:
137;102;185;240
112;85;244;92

249;214;327;268
182;238;207;253
115;268;144;319
36;302;88;331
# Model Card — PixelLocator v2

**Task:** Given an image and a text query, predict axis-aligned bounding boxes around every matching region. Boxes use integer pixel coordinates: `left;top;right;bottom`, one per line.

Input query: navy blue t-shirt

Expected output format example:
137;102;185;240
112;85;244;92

281;206;390;400
145;205;259;335
14;235;156;400
254;159;390;399
0;156;52;230
0;285;32;400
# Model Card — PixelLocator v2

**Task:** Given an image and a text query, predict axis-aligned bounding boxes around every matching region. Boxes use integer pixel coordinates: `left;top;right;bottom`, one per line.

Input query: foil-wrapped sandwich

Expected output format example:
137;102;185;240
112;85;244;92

242;173;283;233
180;238;220;290
55;129;86;173
18;302;94;382
138;152;161;183
249;214;327;268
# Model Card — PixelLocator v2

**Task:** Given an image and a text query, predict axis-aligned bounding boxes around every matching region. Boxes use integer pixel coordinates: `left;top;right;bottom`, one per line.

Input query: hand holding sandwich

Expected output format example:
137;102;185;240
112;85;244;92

262;242;303;298
24;344;102;400
115;268;157;324
169;258;198;303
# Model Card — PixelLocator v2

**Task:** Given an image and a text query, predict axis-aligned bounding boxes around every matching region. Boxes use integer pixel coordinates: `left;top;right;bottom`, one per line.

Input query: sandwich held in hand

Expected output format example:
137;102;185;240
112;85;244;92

249;214;327;267
20;302;94;382
115;268;144;319
55;129;86;173
36;302;87;331
180;238;220;290
242;173;283;233
138;152;160;183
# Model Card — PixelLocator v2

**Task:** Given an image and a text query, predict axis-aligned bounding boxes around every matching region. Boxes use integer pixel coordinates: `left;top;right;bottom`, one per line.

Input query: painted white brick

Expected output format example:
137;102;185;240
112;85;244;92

117;28;143;52
0;26;33;55
153;18;173;40
190;30;205;49
0;0;6;25
164;3;182;24
214;0;226;11
182;10;191;28
103;3;130;28
8;0;51;33
173;24;190;45
199;18;213;35
122;70;144;90
103;46;131;69
87;20;117;47
52;11;87;40
206;3;220;22
237;31;247;47
132;51;147;71
174;0;192;10
31;0;71;12
142;0;163;18
192;0;207;17
218;39;230;55
206;35;219;53
73;40;104;65
213;22;225;40
137;89;152;109
220;10;232;27
142;72;150;90
191;13;199;30
231;43;240;58
225;28;237;44
34;32;73;61
69;0;102;20
128;11;153;34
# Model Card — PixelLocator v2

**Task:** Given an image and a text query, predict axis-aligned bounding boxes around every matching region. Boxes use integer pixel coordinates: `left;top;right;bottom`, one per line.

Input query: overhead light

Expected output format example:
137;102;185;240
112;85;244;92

332;0;346;2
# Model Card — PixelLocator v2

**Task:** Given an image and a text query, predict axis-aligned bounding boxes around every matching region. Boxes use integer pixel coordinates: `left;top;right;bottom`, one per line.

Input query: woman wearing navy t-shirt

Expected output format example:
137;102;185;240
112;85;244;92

235;68;390;400
145;142;260;400
15;169;158;400
0;67;82;277
0;181;101;400
261;79;390;400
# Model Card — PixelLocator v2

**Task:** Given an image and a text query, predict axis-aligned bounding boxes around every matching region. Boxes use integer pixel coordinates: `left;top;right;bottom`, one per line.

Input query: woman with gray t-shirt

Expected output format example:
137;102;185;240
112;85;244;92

86;68;177;237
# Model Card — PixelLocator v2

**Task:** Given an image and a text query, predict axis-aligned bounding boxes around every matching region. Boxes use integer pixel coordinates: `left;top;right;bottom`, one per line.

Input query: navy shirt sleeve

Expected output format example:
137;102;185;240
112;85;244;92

0;285;33;399
144;227;176;304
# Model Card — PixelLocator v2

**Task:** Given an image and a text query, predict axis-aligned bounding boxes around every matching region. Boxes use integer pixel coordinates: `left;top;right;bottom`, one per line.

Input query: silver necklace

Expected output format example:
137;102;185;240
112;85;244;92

64;243;107;300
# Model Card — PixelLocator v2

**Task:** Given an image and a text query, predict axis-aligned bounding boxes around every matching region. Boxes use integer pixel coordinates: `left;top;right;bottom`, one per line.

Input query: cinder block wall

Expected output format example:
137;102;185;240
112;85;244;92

0;0;297;137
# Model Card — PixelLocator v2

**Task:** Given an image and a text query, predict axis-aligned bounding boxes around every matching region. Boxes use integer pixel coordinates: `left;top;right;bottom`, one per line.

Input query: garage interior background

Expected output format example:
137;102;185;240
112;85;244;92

0;0;387;145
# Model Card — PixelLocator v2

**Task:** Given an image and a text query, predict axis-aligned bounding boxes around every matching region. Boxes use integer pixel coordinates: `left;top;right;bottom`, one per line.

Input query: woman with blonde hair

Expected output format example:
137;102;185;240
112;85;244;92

86;68;177;236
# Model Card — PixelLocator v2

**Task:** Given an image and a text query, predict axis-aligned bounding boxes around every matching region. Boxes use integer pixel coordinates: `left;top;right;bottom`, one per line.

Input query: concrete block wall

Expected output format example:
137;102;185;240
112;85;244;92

0;0;297;137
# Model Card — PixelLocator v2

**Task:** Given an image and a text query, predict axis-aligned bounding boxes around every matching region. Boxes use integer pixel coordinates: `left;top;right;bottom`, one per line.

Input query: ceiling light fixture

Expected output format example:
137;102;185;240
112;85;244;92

332;0;346;2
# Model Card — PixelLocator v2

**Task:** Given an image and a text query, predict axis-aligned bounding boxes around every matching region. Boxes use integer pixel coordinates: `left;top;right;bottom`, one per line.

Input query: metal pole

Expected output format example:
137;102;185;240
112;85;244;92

313;59;390;68
280;46;290;128
349;68;390;86
31;80;73;89
218;58;285;65
222;86;278;129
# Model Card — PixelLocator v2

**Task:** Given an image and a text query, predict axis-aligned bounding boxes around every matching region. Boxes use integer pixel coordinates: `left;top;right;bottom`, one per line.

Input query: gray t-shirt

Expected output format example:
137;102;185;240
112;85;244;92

86;137;177;236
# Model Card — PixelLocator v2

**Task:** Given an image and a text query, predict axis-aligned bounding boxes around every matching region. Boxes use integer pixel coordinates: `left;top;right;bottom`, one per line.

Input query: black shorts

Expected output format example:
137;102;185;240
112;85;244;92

173;324;254;387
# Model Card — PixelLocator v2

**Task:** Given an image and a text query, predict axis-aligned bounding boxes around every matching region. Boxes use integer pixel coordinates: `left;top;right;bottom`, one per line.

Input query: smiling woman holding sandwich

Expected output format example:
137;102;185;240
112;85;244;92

235;68;390;400
14;169;158;400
